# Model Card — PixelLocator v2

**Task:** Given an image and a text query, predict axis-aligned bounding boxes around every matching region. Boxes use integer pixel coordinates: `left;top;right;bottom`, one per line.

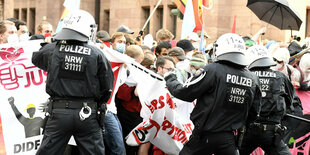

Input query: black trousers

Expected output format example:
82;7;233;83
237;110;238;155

180;131;238;155
239;128;290;155
36;108;105;155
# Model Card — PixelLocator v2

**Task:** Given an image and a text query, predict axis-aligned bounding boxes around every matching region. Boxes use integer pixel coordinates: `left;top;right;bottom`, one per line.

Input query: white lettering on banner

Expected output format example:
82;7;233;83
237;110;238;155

226;74;252;87
253;71;276;78
59;45;91;55
14;139;41;154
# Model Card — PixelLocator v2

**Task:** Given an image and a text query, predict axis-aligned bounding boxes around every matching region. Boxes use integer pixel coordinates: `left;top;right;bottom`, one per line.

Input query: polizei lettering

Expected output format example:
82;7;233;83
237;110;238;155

226;74;252;87
59;44;91;55
253;71;276;78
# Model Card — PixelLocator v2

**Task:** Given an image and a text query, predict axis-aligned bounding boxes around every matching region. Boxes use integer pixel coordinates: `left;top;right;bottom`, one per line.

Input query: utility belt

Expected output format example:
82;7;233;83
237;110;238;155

41;98;101;135
50;99;98;121
249;122;281;132
246;122;287;146
52;99;97;109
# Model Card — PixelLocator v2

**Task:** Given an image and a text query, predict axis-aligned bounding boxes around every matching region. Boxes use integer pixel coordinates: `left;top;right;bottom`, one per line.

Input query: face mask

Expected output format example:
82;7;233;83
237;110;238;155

7;34;19;43
19;33;29;42
272;63;283;71
115;43;126;53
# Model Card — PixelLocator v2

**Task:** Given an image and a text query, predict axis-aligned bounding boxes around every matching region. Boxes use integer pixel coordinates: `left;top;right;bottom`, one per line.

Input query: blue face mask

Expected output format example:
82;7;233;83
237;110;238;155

115;43;126;53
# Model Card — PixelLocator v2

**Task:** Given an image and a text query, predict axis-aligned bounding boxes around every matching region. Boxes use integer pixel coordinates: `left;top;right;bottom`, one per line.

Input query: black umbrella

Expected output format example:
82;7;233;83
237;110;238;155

247;0;302;31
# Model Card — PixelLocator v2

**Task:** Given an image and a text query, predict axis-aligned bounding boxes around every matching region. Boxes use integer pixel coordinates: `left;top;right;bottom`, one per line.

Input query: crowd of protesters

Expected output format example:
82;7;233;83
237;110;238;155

0;15;310;155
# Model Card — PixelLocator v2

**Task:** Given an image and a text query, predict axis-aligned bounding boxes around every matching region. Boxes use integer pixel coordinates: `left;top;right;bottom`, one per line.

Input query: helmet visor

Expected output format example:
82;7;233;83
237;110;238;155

54;28;88;42
217;52;248;66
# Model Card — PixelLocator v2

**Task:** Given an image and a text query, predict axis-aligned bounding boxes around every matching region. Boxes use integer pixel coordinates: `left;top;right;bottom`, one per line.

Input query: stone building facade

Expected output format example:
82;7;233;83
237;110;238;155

1;0;309;43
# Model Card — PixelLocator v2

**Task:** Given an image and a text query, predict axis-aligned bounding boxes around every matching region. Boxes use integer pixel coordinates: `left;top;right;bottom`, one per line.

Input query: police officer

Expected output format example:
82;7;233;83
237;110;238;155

239;45;294;155
165;33;262;154
32;10;114;155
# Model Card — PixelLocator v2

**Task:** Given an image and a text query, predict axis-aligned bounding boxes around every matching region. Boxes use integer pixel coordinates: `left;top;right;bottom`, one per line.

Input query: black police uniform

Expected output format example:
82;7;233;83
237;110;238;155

165;61;261;155
239;68;294;155
281;66;303;144
32;41;114;155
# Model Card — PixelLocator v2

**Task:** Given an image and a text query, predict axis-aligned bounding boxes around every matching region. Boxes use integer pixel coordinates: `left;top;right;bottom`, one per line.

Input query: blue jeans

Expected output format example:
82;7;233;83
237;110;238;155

104;111;126;155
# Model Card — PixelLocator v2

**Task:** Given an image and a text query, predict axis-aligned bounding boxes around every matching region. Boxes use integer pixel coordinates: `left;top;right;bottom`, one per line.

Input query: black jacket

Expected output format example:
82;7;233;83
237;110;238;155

165;61;261;133
250;68;295;124
32;41;114;104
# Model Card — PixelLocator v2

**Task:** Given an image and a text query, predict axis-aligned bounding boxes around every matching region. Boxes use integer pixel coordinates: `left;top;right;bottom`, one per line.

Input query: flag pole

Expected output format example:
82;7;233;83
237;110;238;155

137;0;163;41
199;24;205;54
286;114;310;123
130;62;164;81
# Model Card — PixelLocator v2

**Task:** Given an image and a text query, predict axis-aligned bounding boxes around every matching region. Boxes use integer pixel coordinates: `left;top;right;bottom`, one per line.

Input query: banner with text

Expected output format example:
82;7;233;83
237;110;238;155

125;62;194;155
0;40;49;155
103;47;194;155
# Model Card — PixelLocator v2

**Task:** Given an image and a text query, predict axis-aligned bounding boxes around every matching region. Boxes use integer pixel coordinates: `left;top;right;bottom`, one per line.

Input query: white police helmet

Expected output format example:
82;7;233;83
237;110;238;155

247;45;276;69
54;10;97;42
214;33;247;66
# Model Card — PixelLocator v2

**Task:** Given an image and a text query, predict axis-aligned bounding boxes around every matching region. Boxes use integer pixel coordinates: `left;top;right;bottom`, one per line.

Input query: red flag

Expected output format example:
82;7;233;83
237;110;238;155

106;62;123;105
192;0;203;32
232;15;237;33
